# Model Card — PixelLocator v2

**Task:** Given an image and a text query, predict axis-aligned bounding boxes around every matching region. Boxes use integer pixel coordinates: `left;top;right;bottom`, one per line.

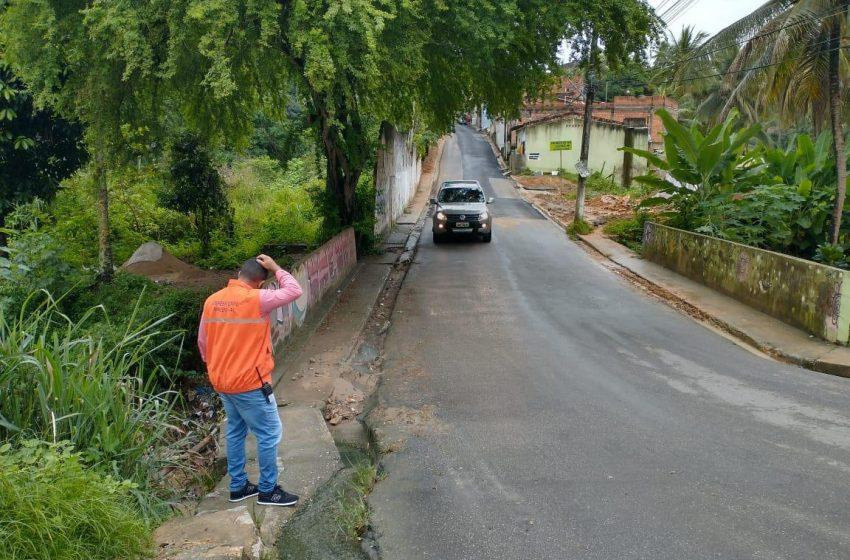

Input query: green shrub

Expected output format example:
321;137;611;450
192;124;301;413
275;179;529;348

49;164;192;268
813;243;848;269
0;295;184;519
203;155;322;268
567;218;593;237
0;228;79;312
603;212;651;252
163;133;234;259
65;272;210;378
0;440;151;560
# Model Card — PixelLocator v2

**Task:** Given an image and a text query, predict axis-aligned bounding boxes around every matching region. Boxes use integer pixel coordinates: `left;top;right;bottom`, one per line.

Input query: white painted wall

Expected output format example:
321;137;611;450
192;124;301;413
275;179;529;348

487;119;507;154
374;125;423;236
514;117;649;184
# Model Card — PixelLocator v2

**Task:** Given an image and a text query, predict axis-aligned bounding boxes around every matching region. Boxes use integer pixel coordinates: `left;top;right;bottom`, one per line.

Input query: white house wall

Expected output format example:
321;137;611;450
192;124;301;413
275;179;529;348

516;117;648;183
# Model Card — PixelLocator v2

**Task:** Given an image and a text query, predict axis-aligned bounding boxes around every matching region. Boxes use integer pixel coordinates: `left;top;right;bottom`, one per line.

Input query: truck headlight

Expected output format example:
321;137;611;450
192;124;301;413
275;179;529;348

479;210;489;221
436;211;446;221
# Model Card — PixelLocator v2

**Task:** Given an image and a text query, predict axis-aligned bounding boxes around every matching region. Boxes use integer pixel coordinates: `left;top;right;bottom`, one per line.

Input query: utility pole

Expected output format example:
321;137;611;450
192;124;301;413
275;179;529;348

574;33;598;222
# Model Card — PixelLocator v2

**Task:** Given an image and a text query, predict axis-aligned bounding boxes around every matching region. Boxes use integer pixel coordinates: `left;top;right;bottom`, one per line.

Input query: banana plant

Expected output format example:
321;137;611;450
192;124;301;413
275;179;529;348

621;109;762;227
756;132;835;197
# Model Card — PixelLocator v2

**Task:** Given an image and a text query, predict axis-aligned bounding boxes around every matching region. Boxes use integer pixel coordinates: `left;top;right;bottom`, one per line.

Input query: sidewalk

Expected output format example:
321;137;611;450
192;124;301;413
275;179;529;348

580;231;850;378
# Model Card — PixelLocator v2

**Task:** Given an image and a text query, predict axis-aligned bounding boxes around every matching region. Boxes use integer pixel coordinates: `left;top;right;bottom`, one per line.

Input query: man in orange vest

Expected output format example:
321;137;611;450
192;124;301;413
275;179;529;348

199;254;303;506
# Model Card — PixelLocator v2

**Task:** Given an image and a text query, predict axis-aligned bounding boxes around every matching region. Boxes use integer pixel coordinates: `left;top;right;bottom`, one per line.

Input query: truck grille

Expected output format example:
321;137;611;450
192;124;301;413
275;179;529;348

447;214;480;226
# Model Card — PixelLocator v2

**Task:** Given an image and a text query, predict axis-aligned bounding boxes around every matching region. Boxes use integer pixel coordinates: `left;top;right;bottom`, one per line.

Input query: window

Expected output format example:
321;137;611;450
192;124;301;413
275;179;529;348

438;187;485;203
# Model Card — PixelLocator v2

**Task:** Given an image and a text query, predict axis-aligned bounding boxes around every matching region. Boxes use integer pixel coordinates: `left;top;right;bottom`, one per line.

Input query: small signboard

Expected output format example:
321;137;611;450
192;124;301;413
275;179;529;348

550;140;573;151
528;152;540;161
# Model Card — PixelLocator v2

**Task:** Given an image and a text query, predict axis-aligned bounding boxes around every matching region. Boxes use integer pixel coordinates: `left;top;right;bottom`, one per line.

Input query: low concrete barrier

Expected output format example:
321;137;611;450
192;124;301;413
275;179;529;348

267;228;357;351
643;222;850;344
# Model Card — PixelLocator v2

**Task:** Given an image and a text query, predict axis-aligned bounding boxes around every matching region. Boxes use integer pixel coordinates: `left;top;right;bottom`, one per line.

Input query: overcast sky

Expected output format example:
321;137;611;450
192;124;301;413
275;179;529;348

650;0;765;38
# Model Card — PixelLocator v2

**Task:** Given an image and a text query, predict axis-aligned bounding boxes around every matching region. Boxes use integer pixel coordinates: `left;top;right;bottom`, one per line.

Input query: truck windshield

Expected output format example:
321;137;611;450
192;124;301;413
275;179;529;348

438;187;484;203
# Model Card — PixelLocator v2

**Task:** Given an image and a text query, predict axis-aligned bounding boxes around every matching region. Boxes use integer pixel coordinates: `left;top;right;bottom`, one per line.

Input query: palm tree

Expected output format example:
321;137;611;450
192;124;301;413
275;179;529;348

653;25;712;99
702;0;849;243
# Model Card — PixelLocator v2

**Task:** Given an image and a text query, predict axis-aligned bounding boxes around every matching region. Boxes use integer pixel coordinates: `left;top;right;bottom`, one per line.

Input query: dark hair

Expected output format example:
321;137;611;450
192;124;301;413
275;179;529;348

239;258;267;282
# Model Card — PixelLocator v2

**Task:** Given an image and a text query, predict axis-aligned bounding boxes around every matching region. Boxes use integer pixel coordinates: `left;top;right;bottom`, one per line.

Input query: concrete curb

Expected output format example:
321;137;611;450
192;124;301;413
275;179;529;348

578;231;850;379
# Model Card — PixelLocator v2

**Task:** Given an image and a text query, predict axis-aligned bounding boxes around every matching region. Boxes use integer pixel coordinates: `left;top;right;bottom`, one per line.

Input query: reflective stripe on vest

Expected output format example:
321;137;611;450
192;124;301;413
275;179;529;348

201;279;274;394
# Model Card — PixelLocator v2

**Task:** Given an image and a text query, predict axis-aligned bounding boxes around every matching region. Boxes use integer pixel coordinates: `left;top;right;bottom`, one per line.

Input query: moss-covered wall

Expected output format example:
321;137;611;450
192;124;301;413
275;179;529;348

643;222;850;344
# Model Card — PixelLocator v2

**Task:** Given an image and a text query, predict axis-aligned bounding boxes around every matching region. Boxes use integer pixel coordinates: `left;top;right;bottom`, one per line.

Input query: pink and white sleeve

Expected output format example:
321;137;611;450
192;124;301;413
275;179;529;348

259;269;303;315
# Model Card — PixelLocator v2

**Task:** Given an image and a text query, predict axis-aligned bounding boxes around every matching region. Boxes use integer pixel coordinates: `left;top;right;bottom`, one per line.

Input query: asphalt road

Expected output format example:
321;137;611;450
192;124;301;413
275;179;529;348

368;125;850;560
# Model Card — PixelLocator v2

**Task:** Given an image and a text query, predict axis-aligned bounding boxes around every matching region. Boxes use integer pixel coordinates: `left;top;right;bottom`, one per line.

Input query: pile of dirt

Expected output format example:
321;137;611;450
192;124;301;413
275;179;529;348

585;194;636;223
122;242;232;289
518;185;637;228
514;174;572;191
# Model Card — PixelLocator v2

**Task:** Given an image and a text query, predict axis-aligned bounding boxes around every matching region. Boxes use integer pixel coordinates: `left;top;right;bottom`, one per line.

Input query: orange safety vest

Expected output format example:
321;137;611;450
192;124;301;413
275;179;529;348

201;279;274;394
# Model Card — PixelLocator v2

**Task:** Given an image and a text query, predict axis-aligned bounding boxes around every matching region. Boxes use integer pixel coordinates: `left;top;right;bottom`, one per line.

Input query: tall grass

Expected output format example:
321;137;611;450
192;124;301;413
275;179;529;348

0;440;152;560
0;291;184;519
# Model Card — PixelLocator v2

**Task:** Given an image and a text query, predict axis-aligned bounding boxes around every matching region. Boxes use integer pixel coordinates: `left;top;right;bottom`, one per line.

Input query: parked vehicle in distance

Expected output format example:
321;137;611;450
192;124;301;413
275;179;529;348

431;181;494;243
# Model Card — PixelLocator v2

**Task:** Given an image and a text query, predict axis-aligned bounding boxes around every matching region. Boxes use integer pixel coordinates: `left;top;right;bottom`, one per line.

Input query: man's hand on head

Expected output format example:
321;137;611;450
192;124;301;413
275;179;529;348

256;254;282;273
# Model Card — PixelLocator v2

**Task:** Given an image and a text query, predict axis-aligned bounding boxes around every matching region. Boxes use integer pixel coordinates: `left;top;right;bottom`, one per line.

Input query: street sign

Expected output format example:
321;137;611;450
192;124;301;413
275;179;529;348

550;140;573;151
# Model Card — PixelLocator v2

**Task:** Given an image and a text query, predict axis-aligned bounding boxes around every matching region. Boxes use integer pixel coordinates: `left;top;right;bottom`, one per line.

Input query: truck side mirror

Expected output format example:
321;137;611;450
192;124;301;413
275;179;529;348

487;197;495;204
429;198;437;205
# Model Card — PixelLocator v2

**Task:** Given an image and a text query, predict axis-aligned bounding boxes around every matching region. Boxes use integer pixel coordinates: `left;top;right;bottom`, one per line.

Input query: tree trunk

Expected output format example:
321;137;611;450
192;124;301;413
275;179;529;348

95;159;114;282
829;16;847;245
313;99;366;236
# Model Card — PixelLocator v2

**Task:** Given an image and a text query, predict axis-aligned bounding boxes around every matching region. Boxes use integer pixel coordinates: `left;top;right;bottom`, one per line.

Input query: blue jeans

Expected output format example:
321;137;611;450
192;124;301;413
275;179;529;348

219;389;282;493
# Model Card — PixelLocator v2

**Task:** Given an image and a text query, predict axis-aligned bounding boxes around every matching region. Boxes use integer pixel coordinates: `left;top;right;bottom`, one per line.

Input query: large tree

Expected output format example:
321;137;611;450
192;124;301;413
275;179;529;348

0;61;86;237
1;0;283;279
701;0;850;243
562;0;662;220
3;0;663;260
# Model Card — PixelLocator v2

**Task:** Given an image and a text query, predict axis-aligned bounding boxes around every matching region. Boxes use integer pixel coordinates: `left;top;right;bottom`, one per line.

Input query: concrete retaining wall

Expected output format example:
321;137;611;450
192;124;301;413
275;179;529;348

643;222;850;344
374;124;423;236
267;228;357;351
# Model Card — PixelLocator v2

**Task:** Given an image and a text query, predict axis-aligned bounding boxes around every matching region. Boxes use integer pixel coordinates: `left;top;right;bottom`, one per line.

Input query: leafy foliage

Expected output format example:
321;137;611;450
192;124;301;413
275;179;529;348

603;212;651;252
0;441;151;560
49;164;191;267
163;133;234;258
696;0;850;242
626;110;846;262
813;243;848;268
0;294;185;519
625;109;763;228
205;155;323;268
0;61;86;228
64;272;210;378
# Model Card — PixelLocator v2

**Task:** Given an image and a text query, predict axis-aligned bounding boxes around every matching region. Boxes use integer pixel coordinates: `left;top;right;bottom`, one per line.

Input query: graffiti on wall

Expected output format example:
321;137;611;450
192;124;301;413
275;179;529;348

267;228;357;351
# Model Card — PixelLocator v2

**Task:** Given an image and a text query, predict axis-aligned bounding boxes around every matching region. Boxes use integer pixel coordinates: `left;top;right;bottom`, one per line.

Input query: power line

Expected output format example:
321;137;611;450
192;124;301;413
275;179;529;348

596;39;845;94
658;0;689;22
664;0;701;24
